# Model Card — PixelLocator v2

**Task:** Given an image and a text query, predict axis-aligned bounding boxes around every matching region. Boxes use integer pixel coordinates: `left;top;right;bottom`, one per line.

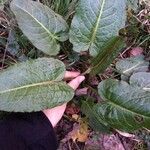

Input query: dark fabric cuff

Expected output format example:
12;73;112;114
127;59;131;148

3;111;58;150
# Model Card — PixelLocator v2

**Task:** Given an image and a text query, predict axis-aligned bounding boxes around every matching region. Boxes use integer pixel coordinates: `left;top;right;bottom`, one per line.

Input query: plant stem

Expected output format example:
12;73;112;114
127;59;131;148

82;68;91;75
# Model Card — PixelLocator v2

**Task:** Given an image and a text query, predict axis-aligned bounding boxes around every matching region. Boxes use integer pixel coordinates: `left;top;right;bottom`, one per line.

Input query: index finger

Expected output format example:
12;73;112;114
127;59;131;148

64;71;80;79
68;76;85;90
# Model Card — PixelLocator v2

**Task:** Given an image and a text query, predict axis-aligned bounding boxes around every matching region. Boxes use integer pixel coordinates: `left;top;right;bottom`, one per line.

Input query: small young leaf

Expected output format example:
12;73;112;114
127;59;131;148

90;36;125;75
69;0;126;56
95;79;150;132
10;0;69;56
0;58;74;112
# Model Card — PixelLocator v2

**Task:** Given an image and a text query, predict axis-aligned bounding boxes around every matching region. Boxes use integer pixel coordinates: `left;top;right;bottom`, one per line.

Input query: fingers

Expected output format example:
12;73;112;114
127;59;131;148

64;71;80;79
43;74;85;127
68;76;85;90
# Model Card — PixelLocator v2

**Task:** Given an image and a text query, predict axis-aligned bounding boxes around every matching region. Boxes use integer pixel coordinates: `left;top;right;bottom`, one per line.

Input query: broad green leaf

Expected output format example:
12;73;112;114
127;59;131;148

116;55;149;76
130;72;150;90
81;100;110;132
0;58;74;112
95;79;150;132
10;0;69;56
90;36;125;75
69;0;126;56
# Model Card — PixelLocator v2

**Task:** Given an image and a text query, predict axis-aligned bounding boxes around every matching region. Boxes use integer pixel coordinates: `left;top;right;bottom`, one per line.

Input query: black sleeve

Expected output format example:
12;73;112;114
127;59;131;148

0;112;58;150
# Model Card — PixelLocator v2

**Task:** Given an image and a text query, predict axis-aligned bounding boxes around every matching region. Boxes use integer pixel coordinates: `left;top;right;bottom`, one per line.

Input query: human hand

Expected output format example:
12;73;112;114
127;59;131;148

43;71;85;127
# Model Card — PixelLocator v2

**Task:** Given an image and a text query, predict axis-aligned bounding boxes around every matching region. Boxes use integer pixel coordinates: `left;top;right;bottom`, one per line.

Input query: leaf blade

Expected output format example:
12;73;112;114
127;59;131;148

10;0;69;56
90;36;125;75
116;55;149;76
69;0;126;56
81;100;110;132
96;79;150;131
0;58;74;112
130;72;150;90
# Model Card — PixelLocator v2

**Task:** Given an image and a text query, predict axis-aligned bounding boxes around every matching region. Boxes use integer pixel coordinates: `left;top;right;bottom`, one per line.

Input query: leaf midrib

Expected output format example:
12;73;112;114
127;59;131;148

108;101;150;118
13;2;58;40
123;61;146;74
91;38;122;72
89;0;105;48
0;80;58;94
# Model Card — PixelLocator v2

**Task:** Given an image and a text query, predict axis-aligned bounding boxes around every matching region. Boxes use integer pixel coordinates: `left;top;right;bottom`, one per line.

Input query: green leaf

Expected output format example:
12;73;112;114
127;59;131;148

10;0;69;56
130;72;150;90
81;100;110;132
90;36;125;75
0;58;74;112
116;55;149;76
69;0;126;56
95;79;150;131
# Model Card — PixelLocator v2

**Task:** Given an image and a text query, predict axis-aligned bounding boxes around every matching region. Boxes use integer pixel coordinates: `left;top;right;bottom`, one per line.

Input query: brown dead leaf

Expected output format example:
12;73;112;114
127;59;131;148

68;117;89;143
71;122;89;142
72;114;79;121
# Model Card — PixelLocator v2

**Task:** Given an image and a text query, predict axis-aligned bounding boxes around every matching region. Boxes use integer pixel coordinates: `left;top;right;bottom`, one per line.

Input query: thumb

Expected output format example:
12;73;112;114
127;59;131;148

68;76;85;90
